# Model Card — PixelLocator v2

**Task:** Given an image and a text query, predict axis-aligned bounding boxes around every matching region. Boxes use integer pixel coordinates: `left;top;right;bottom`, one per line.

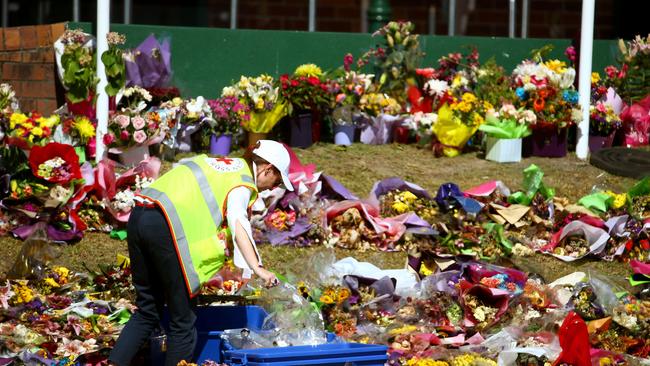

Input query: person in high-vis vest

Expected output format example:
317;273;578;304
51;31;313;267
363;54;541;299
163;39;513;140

108;140;294;366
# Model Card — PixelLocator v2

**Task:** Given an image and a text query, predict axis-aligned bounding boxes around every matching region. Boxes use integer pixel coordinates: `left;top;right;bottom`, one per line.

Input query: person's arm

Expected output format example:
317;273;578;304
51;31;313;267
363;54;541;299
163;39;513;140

226;187;278;287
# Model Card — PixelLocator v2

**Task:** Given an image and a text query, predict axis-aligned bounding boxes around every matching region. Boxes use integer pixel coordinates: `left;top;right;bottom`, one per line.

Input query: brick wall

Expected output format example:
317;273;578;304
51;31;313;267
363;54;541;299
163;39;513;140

0;23;66;114
205;0;617;39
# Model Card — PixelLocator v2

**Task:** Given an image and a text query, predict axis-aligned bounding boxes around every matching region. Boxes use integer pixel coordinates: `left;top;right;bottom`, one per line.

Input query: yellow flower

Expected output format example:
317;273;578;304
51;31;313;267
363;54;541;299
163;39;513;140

451;354;496;366
545;59;567;73
73;117;96;141
9;113;28;129
407;359;450;366
483;101;494;111
472;113;485;126
420;261;435;277
320;294;335;304
255;98;265;110
461;92;477;104
605;190;627;209
11;283;34;304
294;63;323;77
399;191;418;203
337;288;350;303
44;278;60;288
38;115;60;128
54;267;70;281
392;201;410;214
31;126;44;137
591;72;601;84
389;325;417;335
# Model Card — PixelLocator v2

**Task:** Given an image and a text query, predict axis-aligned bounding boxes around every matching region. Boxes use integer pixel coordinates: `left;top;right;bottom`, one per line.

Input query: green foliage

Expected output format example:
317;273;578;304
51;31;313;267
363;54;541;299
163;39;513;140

61;44;99;103
101;47;126;97
474;58;516;107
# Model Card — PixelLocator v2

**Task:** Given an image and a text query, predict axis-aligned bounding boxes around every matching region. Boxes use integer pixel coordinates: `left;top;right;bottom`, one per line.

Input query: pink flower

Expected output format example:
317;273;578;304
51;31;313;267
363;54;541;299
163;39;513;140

120;130;130;141
604;65;619;79
115;114;130;128
564;46;577;63
87;137;96;158
103;132;116;146
133;130;147;144
336;94;346;103
131;116;146;130
343;53;354;71
596;102;607;113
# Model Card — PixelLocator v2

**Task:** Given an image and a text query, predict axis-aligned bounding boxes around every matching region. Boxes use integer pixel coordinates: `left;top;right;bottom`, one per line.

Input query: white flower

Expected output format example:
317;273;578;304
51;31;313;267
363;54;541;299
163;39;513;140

221;86;238;97
111;189;135;212
571;107;583;123
45;157;66;169
135;175;154;190
424;79;449;97
498;104;518;119
49;185;72;204
523;82;537;92
519;110;537;125
559;68;576;89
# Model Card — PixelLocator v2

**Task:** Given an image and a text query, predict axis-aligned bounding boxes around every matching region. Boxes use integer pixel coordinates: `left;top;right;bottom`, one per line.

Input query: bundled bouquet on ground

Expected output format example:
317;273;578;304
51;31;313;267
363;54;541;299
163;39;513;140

433;92;489;157
614;34;650;104
223;74;287;136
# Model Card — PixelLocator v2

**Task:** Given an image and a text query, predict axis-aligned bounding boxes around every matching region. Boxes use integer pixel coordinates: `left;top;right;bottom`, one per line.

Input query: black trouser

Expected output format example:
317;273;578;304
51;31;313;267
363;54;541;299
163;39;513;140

109;205;197;366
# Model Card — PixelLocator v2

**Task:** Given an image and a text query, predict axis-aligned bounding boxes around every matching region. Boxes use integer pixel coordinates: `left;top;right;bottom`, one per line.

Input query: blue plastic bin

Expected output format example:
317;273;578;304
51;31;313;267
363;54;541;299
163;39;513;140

222;342;389;366
151;305;269;365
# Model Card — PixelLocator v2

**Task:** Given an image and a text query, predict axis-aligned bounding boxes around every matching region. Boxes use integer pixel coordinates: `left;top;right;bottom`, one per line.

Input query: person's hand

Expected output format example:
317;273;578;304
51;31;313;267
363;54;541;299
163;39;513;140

254;267;279;288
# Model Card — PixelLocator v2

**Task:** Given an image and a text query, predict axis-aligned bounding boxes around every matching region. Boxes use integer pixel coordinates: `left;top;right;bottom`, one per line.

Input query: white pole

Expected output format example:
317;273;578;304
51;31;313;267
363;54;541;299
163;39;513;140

508;0;516;38
521;0;529;38
73;0;80;22
448;0;455;36
124;0;131;24
308;0;316;32
576;0;594;160
230;0;238;29
95;0;110;163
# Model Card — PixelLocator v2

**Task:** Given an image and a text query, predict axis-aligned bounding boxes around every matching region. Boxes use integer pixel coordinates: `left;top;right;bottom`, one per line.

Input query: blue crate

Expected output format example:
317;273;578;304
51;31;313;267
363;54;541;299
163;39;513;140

151;305;269;365
223;342;388;366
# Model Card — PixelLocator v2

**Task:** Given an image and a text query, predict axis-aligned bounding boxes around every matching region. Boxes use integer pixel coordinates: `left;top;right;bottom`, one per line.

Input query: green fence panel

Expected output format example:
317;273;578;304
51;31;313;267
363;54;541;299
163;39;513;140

70;22;619;98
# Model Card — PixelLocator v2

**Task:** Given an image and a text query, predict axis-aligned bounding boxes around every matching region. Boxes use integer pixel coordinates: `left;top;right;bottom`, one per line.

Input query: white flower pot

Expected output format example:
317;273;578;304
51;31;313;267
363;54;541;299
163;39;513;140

485;137;522;163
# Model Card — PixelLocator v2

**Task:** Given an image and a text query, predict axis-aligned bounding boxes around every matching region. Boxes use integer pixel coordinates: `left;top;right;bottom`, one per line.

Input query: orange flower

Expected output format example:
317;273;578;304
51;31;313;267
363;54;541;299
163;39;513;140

538;89;550;99
533;98;545;112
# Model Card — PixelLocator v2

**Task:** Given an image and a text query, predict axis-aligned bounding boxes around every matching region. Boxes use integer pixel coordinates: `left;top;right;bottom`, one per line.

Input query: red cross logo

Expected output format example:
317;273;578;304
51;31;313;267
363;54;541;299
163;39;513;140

216;157;234;165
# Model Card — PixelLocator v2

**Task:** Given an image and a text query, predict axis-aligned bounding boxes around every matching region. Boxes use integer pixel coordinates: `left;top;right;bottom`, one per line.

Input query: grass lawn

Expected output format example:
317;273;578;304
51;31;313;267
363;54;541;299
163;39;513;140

0;143;638;286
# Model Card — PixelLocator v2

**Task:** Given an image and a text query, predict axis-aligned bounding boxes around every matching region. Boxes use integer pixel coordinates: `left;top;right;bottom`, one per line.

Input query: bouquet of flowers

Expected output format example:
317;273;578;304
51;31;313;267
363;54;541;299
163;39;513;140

358;93;402;117
101;32;127;97
590;101;622;136
6;111;60;149
334;71;374;110
54;115;96;149
0;82;19;116
222;74;286;133
478;103;534;139
512;47;581;131
279;64;333;115
615;34;650;104
433;92;490;157
206;96;248;137
106;86;161;149
57;29;98;104
363;21;424;103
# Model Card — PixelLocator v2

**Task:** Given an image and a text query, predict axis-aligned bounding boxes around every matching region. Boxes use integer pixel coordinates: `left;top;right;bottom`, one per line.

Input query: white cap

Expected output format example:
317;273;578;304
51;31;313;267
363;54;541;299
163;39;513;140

252;140;294;191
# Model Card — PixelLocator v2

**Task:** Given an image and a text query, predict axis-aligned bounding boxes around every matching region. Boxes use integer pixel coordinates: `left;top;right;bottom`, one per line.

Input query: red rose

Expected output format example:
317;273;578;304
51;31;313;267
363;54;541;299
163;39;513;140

307;76;320;86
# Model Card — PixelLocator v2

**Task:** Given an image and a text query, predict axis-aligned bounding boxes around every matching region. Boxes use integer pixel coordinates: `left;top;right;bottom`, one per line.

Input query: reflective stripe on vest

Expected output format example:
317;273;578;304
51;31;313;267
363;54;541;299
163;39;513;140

141;187;202;294
181;160;222;227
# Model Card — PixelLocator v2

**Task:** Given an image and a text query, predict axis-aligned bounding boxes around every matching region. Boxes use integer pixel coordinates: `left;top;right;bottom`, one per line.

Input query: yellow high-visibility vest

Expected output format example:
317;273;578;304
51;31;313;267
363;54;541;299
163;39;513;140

139;155;257;296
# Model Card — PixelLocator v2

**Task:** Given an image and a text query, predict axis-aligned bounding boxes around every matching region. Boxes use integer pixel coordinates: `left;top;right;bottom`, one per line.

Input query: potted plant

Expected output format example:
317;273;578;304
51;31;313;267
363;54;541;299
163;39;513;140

513;46;582;158
223;74;286;147
479;104;534;163
176;96;212;152
331;70;374;146
205;96;248;156
279;64;332;148
589;98;622;153
56;29;99;118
